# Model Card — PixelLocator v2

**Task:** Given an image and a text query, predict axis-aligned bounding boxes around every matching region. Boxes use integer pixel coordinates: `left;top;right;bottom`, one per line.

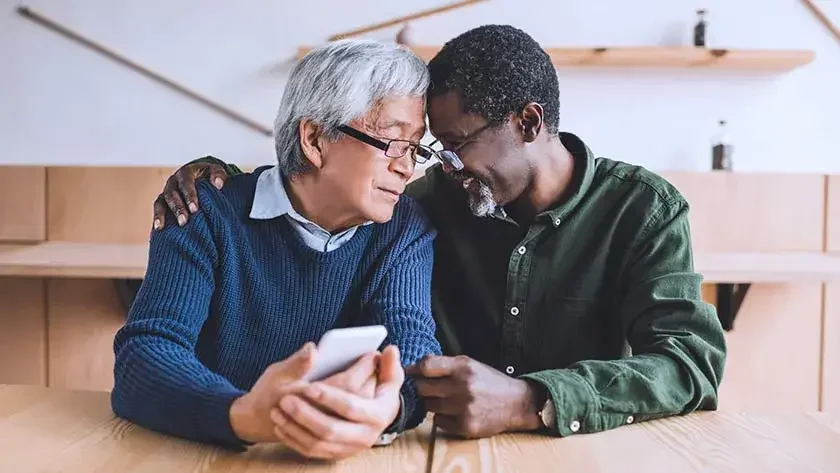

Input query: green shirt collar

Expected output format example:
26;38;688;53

490;132;597;226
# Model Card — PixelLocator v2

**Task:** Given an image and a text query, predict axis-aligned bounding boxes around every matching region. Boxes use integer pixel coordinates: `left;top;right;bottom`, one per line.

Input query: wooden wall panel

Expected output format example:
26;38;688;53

716;284;822;412
824;284;840;413
47;279;126;391
0;166;46;242
662;172;825;252
828;175;840;253
47;167;175;244
0;277;46;385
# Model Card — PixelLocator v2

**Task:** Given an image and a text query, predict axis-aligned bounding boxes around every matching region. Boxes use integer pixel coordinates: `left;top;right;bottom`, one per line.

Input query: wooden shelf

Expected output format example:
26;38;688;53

696;252;840;283
296;45;815;71
0;242;148;279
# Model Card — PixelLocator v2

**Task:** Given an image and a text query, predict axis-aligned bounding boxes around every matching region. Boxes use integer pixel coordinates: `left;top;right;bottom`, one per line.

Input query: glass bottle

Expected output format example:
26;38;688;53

711;120;733;171
694;9;707;47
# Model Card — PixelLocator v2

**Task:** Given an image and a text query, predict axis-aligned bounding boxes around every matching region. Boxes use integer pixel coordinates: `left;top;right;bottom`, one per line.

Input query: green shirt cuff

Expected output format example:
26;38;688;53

521;369;641;436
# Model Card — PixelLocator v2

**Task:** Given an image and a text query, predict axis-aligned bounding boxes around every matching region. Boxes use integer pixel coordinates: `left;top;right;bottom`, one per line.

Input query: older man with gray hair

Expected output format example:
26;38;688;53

110;39;442;460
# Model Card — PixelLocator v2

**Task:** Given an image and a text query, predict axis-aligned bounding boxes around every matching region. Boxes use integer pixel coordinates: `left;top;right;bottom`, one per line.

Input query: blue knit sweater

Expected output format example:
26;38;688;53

111;167;441;449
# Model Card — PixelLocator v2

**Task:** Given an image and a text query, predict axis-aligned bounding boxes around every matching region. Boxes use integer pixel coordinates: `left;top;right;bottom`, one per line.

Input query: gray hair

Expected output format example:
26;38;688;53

273;39;430;176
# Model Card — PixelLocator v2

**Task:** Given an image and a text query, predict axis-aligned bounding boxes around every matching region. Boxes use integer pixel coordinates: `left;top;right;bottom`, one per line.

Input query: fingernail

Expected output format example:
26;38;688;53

188;202;198;213
177;214;187;226
153;219;162;230
214;178;224;189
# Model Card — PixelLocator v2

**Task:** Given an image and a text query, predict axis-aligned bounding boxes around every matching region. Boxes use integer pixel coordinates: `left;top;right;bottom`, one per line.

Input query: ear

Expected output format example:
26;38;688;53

298;119;325;169
519;103;544;143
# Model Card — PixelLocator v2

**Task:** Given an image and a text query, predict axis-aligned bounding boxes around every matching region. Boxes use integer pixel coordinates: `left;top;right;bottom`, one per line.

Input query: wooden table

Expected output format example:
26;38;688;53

1;385;839;472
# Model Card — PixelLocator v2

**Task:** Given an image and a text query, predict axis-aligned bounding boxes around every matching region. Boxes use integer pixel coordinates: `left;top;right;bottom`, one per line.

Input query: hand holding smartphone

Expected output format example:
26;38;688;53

302;325;388;382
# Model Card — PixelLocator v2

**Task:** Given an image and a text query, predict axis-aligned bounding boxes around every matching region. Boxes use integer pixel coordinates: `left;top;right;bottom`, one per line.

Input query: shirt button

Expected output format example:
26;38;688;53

517;246;526;255
626;415;635;424
554;218;561;226
510;306;520;316
505;365;515;375
569;420;581;432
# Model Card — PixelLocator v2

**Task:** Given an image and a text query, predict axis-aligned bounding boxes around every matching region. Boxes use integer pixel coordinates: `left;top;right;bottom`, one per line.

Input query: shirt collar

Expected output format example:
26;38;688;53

486;132;597;226
541;132;597;226
249;166;373;227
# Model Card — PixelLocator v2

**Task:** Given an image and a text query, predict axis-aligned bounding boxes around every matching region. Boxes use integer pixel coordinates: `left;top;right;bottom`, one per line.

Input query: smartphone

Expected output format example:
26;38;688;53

302;325;388;382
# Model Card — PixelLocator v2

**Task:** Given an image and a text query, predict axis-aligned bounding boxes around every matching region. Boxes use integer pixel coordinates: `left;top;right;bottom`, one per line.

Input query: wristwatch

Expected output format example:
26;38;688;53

537;396;556;429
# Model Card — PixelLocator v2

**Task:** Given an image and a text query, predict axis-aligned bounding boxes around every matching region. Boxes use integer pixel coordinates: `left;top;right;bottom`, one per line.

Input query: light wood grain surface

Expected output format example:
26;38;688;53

0;166;46;242
47;279;126;391
4;242;840;284
824;283;840;413
716;284;822;411
431;411;840;473
662;172;825;253
0;385;432;473
0;278;46;385
46;167;174;244
695;252;840;283
0;242;148;278
828;175;840;253
2;385;838;472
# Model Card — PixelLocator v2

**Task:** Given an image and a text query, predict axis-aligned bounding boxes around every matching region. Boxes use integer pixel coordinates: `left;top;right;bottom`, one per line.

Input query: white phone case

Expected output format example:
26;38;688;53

303;325;388;382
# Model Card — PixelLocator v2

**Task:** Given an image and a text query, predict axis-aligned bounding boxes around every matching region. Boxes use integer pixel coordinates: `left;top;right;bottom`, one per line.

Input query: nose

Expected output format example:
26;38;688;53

389;153;414;180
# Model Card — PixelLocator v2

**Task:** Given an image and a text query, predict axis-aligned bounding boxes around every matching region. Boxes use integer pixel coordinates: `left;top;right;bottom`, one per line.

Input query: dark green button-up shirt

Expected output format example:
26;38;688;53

406;132;726;436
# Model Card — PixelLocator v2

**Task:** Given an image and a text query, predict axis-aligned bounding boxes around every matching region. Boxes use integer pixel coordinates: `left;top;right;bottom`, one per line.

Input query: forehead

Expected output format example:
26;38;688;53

366;96;426;133
427;91;487;139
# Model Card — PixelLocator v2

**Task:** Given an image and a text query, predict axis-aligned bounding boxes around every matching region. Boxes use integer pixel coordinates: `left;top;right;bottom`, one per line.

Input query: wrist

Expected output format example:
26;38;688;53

229;394;261;443
511;379;546;432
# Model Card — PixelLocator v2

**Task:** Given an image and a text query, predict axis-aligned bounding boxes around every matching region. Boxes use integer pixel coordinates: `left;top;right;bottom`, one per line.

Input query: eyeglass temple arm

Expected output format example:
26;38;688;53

338;125;389;152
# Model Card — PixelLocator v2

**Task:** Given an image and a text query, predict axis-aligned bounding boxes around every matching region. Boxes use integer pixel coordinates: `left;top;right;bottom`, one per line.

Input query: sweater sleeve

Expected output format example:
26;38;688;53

365;205;442;431
111;194;247;450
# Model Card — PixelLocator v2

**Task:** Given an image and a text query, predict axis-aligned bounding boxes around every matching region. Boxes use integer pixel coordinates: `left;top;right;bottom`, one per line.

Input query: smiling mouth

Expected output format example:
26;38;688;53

377;187;401;197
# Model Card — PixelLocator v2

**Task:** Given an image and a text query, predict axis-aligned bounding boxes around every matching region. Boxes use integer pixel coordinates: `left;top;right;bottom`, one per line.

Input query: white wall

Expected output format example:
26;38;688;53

2;0;839;172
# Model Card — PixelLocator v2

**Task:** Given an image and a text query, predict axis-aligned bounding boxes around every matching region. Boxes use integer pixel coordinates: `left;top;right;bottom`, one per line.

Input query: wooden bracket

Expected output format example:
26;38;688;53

114;279;142;314
717;283;751;331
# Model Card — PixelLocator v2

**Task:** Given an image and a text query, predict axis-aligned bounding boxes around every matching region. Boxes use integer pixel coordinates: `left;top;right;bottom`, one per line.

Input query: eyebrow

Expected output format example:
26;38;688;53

377;119;426;140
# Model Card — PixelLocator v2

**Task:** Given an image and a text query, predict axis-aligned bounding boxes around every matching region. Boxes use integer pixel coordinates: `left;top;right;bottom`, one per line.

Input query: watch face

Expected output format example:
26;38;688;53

540;399;556;428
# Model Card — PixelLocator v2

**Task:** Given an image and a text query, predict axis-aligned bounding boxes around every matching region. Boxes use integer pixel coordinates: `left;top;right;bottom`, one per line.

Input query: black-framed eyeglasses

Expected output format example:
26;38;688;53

338;125;467;171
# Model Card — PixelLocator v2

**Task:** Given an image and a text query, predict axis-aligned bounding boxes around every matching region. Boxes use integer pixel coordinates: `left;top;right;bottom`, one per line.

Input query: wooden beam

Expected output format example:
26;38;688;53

802;0;840;44
327;0;488;41
16;6;272;137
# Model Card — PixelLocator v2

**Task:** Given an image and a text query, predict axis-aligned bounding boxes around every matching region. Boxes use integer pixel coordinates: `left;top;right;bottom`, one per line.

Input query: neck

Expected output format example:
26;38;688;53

506;136;576;222
285;174;364;233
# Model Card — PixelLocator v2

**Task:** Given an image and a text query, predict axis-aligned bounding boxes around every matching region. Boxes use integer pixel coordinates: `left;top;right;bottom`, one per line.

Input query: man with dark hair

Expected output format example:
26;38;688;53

152;24;726;445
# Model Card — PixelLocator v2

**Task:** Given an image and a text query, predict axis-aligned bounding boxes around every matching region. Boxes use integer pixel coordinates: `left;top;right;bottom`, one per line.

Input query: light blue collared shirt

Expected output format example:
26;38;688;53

249;166;371;252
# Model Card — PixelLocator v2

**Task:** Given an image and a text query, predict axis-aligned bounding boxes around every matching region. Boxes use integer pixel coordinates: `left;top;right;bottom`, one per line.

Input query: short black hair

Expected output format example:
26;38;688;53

428;24;560;134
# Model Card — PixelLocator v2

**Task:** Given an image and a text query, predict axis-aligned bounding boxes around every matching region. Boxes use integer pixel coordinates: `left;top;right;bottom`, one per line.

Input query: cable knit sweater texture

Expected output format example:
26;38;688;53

111;167;441;449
